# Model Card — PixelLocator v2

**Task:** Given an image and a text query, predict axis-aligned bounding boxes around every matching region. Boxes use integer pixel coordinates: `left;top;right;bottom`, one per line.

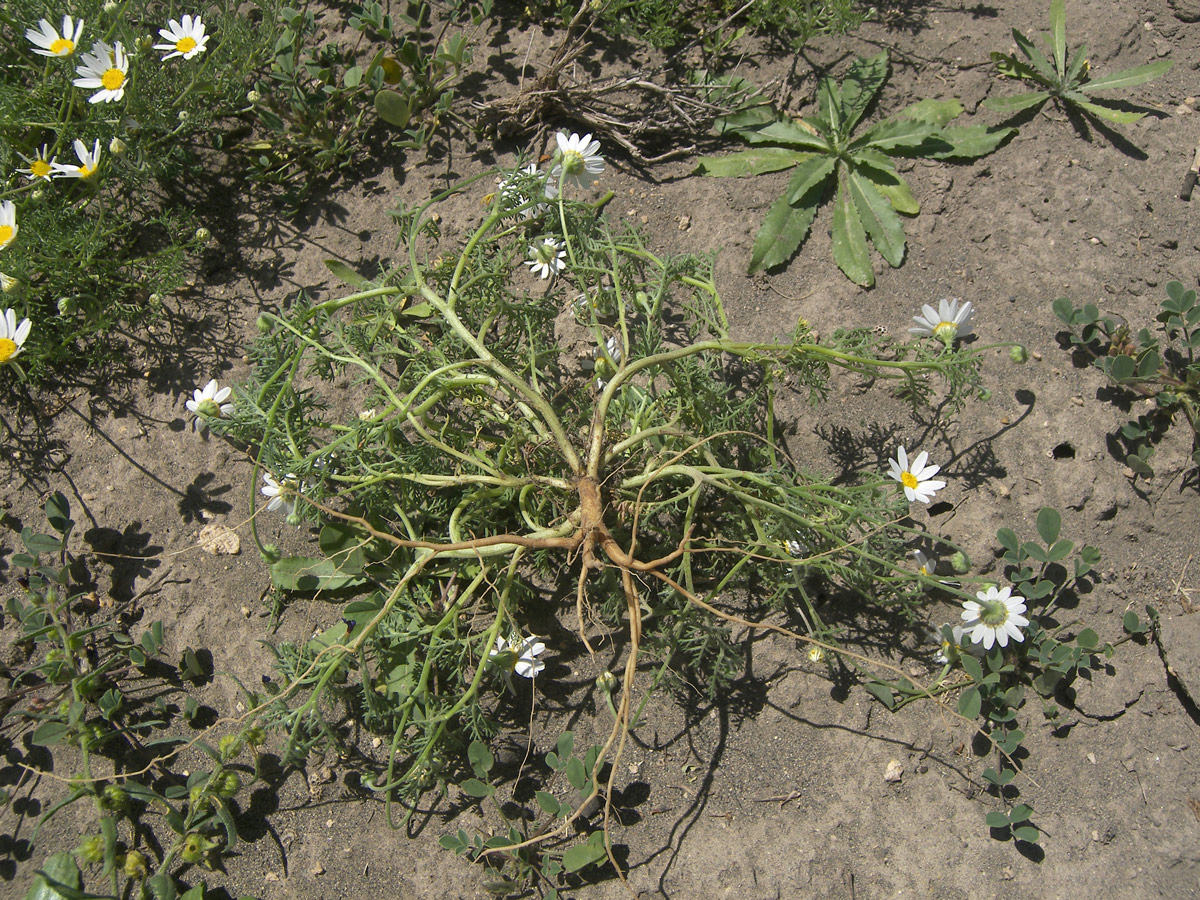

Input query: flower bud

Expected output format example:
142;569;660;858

247;89;262;103
214;771;241;797
108;137;126;155
57;296;76;315
806;645;825;664
261;543;281;563
256;313;272;334
194;227;211;243
949;550;971;575
75;834;105;864
99;784;129;813
181;833;219;864
102;0;119;13
1;273;18;294
122;850;148;879
219;735;243;761
596;670;617;695
1009;345;1029;363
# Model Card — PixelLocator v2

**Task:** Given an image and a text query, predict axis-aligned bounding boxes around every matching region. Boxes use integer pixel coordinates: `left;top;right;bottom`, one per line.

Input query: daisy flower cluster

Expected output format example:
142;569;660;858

12;13;209;188
494;130;606;284
885;436;1030;653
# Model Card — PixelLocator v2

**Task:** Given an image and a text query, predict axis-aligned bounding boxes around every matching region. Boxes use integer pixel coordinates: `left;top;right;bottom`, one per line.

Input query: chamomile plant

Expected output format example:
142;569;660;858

202;131;1014;887
0;1;279;379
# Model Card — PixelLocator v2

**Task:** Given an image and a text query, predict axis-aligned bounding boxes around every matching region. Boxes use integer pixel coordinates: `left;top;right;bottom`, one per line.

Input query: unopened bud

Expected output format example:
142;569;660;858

57;296;76;316
247;89;261;103
108;137;126;155
0;273;18;294
949;551;971;575
194;227;210;243
596;670;617;695
1009;345;1029;363
122;850;147;878
255;313;272;334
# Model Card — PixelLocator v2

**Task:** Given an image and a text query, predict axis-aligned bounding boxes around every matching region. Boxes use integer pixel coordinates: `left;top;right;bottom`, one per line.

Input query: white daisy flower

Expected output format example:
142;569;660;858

53;139;101;179
888;446;946;505
932;623;982;665
550;131;605;190
913;548;936;576
153;14;209;61
526;238;566;280
960;585;1029;651
0;308;32;365
261;472;300;516
910;297;974;346
185;379;234;433
0;202;17;252
594;334;623;389
17;145;58;181
496;163;549;215
489;634;546;679
73;41;129;103
26;15;84;58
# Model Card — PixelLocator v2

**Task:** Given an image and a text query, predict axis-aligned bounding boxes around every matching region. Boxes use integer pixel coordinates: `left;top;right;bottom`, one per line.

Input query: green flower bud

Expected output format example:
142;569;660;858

1;273;19;294
1009;345;1029;363
108;137;126;155
247;89;262;103
218;735;243;761
194;227;211;243
180;833;219;864
596;670;617;695
98;784;129;813
255;313;272;334
57;296;77;316
214;771;241;798
122;849;148;879
949;551;971;575
260;544;281;564
75;834;105;865
244;726;266;747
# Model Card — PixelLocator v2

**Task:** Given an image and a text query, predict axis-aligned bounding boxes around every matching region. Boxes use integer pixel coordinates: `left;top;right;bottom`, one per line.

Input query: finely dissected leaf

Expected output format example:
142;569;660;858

1049;0;1067;76
899;97;963;127
740;119;831;152
1079;60;1173;93
748;180;823;273
848;169;906;268
1072;98;1148;124
831;179;873;286
784;155;837;204
982;91;1051;113
837;51;890;134
927;124;1017;160
852;117;937;152
696;147;814;177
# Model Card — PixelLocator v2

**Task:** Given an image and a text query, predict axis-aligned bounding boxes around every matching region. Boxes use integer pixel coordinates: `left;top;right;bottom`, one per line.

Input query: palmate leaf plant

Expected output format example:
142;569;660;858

696;51;1013;285
983;0;1172;128
1053;281;1200;478
206;138;1000;889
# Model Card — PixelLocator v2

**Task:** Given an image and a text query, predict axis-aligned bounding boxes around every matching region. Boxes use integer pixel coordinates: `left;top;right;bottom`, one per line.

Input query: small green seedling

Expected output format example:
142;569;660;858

984;0;1172;128
698;51;1012;284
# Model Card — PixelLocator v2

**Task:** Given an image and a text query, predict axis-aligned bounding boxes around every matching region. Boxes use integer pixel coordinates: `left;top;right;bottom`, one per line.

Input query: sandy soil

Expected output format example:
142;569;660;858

3;1;1200;898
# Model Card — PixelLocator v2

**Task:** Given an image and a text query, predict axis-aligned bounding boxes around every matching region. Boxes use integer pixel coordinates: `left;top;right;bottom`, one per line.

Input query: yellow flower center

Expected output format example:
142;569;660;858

50;38;75;55
901;471;918;490
31;159;52;178
561;150;585;176
79;163;96;179
101;68;125;91
175;36;197;54
0;225;14;248
0;338;17;363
